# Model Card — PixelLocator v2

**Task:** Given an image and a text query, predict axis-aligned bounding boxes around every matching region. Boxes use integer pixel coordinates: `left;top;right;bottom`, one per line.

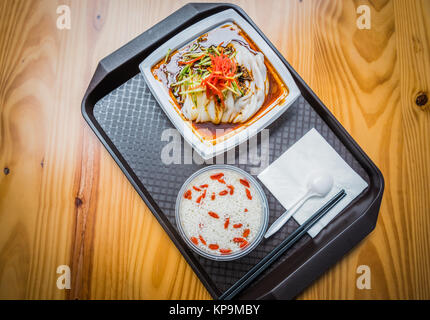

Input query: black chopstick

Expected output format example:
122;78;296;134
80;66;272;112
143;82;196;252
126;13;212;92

220;189;347;300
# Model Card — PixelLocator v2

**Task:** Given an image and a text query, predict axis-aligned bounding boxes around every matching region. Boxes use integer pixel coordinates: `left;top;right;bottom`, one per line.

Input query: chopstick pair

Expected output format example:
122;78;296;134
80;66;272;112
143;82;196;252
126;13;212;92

220;189;347;300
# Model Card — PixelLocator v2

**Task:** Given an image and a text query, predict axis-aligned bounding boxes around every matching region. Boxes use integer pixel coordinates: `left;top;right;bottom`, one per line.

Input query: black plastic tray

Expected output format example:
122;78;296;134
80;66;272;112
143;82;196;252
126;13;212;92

81;3;384;300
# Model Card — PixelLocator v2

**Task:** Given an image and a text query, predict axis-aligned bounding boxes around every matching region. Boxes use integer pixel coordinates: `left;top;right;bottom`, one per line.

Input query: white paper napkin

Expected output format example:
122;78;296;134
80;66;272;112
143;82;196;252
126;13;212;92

258;128;368;238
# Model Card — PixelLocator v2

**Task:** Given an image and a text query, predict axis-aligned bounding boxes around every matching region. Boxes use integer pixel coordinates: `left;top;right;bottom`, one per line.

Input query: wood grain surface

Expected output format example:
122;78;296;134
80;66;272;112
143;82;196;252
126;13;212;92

0;0;429;300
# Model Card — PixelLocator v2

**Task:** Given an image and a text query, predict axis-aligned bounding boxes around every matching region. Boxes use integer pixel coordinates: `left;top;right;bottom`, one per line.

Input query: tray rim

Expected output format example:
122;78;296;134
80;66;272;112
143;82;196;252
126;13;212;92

81;3;385;300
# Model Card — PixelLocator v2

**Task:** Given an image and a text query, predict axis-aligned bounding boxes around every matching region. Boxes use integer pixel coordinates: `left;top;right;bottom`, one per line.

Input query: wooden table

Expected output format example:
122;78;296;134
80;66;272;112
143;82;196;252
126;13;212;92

0;0;429;300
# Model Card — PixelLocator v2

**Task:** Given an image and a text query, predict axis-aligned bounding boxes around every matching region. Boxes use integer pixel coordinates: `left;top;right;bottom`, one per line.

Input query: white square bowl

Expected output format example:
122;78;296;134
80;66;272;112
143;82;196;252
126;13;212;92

139;9;300;160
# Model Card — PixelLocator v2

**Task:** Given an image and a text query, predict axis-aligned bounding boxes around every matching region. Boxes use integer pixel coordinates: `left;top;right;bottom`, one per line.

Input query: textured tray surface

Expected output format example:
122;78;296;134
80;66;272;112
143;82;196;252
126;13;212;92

93;73;370;294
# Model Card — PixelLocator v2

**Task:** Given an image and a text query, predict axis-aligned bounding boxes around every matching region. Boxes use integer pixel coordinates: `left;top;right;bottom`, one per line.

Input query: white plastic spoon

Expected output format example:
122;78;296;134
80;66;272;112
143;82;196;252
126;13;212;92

264;171;334;239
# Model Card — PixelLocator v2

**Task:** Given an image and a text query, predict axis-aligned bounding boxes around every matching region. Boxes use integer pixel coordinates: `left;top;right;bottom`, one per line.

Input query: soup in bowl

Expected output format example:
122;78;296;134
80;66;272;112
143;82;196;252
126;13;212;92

175;165;268;261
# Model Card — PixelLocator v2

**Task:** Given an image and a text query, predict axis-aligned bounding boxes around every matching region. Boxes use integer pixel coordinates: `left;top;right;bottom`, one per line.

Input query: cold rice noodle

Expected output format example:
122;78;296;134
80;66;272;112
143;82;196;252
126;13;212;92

152;23;289;142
